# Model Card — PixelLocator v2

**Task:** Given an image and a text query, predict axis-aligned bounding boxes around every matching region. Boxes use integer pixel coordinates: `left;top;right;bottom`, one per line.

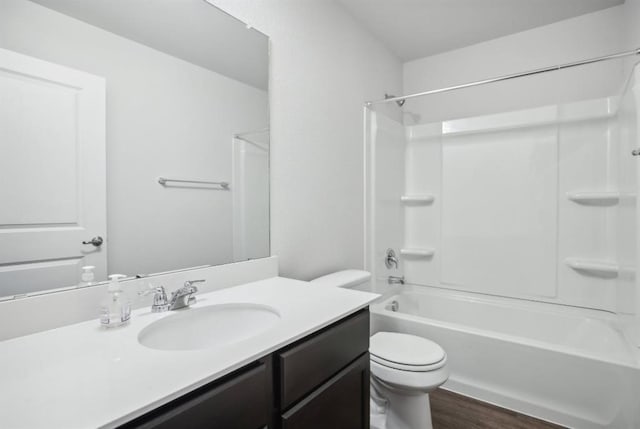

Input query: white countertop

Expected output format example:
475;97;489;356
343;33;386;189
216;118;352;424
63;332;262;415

0;277;379;429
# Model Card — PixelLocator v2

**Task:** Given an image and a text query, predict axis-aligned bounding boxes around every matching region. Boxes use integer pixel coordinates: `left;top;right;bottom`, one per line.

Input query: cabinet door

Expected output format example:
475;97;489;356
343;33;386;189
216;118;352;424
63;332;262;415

281;353;370;429
278;309;369;409
121;361;270;429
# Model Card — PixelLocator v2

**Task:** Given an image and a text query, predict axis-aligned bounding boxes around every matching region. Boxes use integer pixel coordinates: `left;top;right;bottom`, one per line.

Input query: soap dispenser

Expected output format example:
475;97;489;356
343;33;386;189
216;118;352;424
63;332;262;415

100;274;131;328
79;265;95;287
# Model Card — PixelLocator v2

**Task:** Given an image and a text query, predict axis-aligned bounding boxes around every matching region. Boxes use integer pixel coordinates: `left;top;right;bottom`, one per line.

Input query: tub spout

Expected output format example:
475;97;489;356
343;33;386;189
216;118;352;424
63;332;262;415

388;275;405;285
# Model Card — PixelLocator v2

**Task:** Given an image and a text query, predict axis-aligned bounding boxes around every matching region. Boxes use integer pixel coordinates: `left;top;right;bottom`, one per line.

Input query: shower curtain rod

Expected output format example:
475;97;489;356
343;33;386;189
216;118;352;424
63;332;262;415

366;47;640;106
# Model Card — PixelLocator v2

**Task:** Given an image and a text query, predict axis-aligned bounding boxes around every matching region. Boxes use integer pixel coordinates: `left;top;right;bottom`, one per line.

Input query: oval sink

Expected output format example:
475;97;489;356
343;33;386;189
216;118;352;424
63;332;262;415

138;303;280;351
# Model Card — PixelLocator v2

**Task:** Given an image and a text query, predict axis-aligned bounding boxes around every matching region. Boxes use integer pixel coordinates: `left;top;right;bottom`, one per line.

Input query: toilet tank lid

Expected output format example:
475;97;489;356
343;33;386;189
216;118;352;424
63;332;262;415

310;270;371;288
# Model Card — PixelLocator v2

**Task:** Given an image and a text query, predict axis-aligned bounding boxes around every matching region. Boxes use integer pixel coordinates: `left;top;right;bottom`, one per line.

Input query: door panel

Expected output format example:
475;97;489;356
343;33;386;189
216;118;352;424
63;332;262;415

0;68;78;224
0;48;106;297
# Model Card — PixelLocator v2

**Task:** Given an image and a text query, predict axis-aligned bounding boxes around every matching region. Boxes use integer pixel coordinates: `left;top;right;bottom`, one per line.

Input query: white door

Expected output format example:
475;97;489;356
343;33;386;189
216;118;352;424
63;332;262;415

0;48;106;298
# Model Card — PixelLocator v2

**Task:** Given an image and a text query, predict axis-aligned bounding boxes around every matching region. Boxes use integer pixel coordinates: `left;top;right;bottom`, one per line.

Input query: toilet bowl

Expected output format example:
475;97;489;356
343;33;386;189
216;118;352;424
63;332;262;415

370;331;449;429
311;270;449;429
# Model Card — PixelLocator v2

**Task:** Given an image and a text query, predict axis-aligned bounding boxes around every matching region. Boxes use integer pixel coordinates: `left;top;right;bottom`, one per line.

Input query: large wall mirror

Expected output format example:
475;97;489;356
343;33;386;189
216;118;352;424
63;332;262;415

0;0;270;299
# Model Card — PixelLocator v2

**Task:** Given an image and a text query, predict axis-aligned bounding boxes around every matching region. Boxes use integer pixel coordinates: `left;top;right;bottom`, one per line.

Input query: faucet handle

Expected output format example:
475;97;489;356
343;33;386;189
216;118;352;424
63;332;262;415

184;279;205;289
385;248;399;269
139;285;169;312
139;284;162;297
167;280;203;310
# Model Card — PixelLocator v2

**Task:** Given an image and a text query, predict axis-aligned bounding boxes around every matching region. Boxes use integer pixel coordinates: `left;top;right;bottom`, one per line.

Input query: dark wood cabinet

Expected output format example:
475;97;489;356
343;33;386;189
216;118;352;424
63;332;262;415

120;308;370;429
277;309;370;410
120;359;271;429
281;353;370;429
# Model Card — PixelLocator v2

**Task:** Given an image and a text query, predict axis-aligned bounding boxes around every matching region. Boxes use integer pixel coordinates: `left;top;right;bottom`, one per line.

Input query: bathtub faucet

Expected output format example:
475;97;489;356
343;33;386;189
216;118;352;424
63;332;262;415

388;275;405;285
385;248;399;269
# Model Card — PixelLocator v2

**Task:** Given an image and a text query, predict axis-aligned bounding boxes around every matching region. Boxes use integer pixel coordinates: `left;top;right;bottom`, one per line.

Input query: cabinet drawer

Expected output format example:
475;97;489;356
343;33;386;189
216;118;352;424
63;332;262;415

121;361;269;429
281;352;370;429
278;309;369;409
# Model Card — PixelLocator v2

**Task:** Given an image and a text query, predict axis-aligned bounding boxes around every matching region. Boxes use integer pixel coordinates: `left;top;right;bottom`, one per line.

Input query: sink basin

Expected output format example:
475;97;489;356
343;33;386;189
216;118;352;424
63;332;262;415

138;303;280;351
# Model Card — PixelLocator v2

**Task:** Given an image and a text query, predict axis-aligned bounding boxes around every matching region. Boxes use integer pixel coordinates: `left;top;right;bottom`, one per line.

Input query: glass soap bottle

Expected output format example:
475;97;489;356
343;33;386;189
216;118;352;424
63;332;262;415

100;274;131;328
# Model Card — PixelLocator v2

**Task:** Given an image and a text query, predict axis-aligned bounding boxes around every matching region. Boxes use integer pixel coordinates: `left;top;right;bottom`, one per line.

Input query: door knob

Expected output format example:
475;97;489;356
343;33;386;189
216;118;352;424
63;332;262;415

82;236;104;247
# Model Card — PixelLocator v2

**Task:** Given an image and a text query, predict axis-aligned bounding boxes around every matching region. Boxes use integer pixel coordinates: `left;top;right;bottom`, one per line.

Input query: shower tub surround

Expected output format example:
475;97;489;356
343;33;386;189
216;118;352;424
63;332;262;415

371;93;638;313
366;65;640;428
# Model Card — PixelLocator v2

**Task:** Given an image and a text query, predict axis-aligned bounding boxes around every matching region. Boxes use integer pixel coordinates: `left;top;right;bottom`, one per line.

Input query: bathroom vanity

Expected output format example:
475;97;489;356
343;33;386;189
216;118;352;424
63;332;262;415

121;308;370;429
0;277;377;429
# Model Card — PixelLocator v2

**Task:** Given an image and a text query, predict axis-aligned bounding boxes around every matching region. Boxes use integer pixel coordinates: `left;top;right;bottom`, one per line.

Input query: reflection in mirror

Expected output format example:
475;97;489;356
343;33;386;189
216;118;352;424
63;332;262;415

0;0;270;299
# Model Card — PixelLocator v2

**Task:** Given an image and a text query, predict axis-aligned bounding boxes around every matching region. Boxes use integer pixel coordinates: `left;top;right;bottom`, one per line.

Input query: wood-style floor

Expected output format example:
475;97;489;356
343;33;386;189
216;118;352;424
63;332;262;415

430;389;567;429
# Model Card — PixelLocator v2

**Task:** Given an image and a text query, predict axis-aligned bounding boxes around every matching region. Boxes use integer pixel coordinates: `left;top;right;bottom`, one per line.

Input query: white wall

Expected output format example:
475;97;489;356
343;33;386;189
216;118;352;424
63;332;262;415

209;0;403;280
623;0;640;50
1;0;268;278
403;5;627;123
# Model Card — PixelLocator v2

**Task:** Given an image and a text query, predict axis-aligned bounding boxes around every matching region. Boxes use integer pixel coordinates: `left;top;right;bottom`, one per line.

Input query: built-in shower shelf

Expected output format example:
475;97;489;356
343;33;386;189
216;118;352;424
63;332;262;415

400;194;435;204
565;258;619;278
400;248;435;257
566;191;620;206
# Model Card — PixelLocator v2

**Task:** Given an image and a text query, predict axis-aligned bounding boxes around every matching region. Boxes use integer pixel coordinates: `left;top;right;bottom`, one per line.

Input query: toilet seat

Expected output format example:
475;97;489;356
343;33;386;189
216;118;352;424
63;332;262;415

371;353;446;372
370;332;446;372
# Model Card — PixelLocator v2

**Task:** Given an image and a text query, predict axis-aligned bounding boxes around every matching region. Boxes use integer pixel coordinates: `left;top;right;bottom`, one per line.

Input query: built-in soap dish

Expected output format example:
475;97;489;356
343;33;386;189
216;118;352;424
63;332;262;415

566;191;620;206
400;194;435;204
565;258;619;278
400;248;435;258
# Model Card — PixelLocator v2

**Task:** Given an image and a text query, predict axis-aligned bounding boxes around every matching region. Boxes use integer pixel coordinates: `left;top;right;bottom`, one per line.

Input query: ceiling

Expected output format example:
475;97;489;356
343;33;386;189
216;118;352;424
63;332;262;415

30;0;269;90
336;0;624;62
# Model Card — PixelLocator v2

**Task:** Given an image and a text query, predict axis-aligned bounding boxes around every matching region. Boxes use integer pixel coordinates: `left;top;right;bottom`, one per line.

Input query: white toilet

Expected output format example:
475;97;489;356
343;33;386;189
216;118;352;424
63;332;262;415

311;270;449;429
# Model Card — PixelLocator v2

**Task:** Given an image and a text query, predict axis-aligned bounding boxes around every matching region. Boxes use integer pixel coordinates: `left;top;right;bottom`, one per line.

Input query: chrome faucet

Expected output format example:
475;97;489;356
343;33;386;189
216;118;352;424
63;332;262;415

168;279;205;310
140;280;206;312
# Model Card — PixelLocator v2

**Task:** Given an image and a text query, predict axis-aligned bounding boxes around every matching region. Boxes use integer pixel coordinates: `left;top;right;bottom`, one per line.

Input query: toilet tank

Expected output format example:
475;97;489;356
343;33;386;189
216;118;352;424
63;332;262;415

310;270;372;290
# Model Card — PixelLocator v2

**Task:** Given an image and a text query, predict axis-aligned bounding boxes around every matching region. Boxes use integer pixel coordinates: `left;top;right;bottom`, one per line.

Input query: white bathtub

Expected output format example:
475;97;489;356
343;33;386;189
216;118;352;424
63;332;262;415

370;285;640;429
